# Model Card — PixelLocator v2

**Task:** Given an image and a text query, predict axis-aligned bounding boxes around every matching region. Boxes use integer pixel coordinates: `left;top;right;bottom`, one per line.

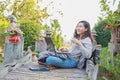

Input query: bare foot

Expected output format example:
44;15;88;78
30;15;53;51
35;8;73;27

48;65;59;70
38;61;46;65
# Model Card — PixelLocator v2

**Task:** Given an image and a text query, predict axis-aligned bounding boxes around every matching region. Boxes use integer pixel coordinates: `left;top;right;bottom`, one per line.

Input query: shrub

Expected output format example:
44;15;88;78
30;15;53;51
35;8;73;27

50;19;64;49
100;47;120;79
93;20;111;47
0;21;10;51
20;21;43;51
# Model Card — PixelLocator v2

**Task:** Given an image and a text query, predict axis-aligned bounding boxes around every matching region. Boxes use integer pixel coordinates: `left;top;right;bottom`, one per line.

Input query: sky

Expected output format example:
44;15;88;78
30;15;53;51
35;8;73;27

44;0;101;41
42;0;119;42
1;0;119;41
59;0;101;40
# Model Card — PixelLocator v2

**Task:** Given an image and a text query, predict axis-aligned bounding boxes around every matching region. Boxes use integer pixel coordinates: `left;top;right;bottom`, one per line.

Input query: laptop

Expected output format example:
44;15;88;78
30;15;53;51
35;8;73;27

45;37;56;52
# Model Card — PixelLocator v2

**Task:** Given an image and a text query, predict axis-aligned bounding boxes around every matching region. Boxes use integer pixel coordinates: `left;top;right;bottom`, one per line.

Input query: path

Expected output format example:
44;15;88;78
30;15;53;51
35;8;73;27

0;62;87;80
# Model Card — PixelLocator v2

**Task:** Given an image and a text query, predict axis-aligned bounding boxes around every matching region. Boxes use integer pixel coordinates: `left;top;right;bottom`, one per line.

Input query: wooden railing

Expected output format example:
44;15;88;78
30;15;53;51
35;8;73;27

0;36;32;78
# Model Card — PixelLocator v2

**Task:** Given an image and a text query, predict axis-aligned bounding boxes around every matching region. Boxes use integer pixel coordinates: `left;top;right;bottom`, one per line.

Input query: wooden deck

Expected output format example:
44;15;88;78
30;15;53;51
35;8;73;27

0;62;87;80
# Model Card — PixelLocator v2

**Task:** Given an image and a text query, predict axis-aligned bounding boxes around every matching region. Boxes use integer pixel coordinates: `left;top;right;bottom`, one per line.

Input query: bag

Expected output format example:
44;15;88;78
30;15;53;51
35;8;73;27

77;46;102;69
87;45;102;65
91;47;102;65
77;55;86;69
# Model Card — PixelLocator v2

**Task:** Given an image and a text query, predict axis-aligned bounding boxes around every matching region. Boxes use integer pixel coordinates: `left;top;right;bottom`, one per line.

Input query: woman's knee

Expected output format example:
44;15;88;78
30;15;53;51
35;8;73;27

46;56;58;62
46;56;62;65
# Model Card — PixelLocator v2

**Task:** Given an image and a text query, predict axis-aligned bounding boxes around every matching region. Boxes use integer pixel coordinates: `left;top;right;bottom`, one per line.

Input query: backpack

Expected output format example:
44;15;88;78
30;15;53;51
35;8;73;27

90;45;102;65
80;45;102;69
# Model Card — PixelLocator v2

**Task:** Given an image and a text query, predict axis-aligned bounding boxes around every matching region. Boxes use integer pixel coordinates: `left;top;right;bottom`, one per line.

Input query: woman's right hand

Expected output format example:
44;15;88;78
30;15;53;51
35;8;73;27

59;48;68;52
39;36;45;42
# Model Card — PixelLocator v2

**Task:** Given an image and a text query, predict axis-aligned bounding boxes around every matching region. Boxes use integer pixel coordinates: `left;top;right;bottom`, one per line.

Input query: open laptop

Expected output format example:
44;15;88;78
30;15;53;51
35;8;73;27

45;37;70;54
45;37;56;52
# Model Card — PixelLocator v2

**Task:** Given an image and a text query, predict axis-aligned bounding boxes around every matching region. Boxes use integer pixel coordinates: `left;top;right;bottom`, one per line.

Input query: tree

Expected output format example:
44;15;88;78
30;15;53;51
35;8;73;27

93;20;111;47
99;1;120;78
99;0;120;53
0;0;49;51
99;0;120;27
0;20;10;51
50;19;64;49
0;0;64;51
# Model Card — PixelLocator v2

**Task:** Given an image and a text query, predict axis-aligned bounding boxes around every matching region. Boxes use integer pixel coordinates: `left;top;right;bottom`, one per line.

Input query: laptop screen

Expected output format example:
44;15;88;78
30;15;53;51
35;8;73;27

45;37;56;52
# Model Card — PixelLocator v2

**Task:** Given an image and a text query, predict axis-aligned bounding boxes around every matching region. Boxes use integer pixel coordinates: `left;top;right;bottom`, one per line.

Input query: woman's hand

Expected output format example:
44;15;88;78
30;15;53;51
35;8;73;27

39;36;45;42
59;48;68;52
71;38;82;47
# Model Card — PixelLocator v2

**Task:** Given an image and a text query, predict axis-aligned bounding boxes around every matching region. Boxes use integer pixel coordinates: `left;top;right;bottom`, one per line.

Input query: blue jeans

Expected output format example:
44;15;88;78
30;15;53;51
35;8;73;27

46;56;77;68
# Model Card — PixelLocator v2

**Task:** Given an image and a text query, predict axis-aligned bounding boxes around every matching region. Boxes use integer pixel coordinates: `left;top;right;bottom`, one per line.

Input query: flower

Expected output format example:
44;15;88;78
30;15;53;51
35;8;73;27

5;23;23;36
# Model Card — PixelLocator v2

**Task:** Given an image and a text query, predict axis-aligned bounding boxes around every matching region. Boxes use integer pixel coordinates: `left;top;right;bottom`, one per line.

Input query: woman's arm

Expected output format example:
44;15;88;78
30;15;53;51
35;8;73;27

71;37;92;58
79;42;92;58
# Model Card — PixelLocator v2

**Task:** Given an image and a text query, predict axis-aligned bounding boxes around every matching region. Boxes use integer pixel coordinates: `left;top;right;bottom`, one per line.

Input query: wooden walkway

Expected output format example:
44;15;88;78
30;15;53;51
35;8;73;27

0;62;87;80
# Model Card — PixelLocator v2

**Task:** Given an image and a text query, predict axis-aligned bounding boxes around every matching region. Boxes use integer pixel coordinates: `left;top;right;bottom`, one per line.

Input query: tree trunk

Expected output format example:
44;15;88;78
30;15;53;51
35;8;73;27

109;27;120;54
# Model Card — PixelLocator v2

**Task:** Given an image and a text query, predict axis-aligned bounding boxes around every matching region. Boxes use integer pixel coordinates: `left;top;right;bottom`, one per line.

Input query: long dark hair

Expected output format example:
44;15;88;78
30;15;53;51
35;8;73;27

73;20;94;43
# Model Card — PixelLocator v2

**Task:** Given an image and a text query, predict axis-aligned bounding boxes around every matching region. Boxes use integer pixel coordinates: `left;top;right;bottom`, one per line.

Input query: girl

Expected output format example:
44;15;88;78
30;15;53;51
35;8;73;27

38;20;94;69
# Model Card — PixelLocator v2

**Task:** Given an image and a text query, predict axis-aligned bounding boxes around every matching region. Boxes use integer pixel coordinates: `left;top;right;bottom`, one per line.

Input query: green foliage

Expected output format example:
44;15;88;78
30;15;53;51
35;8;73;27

100;47;113;72
100;47;120;79
0;0;63;52
20;21;42;51
0;0;49;22
93;20;111;47
50;19;64;49
0;0;50;51
85;76;90;80
0;57;4;63
99;0;120;28
113;53;120;78
0;21;10;50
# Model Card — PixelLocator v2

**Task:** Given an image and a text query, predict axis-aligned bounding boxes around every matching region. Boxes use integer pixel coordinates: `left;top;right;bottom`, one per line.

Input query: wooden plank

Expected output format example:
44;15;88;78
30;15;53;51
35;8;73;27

1;62;87;80
0;53;32;78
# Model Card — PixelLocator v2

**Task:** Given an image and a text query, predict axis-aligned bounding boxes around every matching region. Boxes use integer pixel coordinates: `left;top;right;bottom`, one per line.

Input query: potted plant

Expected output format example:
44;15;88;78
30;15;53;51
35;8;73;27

4;23;23;44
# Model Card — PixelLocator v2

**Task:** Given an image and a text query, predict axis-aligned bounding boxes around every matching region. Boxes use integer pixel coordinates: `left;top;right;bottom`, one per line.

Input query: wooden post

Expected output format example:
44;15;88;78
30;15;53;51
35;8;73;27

4;36;24;64
86;45;102;80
